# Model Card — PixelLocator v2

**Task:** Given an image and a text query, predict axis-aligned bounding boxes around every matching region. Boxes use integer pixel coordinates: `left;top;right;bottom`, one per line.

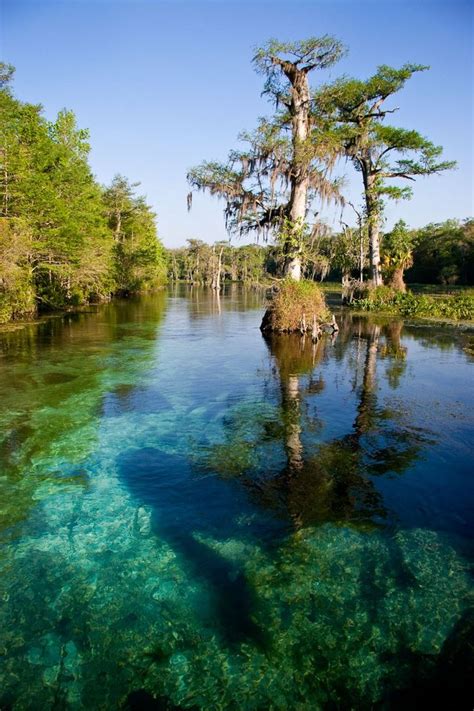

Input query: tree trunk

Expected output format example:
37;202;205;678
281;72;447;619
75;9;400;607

284;256;302;280
364;175;383;286
389;267;406;292
114;208;122;242
368;221;383;286
284;66;311;282
211;247;223;290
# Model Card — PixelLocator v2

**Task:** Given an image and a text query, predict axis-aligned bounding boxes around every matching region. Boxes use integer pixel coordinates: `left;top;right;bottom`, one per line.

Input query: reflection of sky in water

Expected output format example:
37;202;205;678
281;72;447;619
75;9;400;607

0;286;473;709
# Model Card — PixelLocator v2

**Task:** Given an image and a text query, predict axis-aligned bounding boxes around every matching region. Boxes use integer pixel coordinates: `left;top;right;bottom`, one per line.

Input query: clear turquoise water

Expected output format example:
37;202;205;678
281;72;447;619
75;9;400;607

0;286;473;709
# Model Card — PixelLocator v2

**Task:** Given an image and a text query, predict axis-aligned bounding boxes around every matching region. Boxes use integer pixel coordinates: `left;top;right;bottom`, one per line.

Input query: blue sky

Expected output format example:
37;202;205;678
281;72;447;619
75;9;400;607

2;0;473;247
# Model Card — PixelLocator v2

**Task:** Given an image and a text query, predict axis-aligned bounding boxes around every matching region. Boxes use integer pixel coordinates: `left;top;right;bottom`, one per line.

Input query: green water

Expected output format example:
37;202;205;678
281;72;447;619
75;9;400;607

0;286;473;709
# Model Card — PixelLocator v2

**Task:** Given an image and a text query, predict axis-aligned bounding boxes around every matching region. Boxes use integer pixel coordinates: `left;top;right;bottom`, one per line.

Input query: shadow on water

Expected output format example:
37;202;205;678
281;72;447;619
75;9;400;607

117;447;268;648
383;605;474;709
268;319;431;528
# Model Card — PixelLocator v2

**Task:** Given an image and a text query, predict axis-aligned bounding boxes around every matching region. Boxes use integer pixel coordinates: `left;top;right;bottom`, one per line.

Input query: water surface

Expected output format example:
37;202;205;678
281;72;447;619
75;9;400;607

0;286;473;709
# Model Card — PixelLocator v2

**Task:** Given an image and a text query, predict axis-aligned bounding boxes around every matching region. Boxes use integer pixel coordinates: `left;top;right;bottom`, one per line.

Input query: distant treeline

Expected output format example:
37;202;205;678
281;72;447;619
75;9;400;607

167;218;474;287
0;64;166;324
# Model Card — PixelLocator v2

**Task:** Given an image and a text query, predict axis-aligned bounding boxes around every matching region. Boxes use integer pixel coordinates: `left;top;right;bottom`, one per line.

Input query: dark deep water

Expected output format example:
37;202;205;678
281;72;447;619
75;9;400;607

0;285;473;709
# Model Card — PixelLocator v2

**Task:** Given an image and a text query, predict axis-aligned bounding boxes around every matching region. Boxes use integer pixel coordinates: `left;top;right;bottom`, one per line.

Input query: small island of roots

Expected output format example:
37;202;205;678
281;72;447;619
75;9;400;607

260;280;338;338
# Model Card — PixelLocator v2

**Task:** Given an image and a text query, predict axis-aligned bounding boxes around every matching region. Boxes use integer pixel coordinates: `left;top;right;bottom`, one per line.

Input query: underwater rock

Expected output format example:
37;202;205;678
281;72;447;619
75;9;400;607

134;506;152;537
151;580;177;603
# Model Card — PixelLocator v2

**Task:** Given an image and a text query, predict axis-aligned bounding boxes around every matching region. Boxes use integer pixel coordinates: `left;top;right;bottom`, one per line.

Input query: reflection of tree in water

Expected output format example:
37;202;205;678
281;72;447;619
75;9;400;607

203;315;431;531
268;317;430;528
174;283;265;318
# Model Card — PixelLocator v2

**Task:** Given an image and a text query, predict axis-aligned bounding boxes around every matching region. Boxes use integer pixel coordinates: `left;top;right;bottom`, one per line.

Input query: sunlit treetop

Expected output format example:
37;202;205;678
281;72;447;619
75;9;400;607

253;37;347;106
314;64;456;194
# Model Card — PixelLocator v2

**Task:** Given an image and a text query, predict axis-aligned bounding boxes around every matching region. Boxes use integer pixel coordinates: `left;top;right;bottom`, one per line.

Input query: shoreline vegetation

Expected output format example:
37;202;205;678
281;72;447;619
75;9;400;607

1;283;473;338
0;63;167;325
182;36;473;333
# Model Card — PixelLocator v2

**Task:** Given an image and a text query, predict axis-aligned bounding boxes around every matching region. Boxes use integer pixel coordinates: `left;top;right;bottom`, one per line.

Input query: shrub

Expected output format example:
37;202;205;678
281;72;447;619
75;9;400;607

261;279;331;332
352;285;474;321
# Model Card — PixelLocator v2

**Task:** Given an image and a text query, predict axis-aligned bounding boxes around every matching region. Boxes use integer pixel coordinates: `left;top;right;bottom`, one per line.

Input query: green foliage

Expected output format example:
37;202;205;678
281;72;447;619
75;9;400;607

0;62;15;89
0;66;166;322
353;285;474;321
0;218;35;323
167;240;269;285
104;176;166;293
188;36;345;254
275;217;307;258
407;218;474;285
353;285;398;311
168;214;474;294
253;36;346;101
381;219;417;288
315;63;455;283
331;225;366;277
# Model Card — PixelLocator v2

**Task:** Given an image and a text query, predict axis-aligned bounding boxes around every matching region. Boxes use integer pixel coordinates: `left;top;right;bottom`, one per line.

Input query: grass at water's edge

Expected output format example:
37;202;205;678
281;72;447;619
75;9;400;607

318;282;474;328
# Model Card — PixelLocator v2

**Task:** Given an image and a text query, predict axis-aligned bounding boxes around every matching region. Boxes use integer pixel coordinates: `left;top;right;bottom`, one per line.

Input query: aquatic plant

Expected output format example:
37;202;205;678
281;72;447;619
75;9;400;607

353;286;474;321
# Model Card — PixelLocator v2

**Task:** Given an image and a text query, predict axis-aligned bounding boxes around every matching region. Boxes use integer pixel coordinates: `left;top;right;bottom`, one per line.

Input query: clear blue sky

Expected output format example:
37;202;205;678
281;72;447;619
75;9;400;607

2;0;473;247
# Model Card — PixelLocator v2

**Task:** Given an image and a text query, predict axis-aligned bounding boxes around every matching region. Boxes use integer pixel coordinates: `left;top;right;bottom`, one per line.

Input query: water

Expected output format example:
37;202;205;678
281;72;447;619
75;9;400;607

0;285;473;709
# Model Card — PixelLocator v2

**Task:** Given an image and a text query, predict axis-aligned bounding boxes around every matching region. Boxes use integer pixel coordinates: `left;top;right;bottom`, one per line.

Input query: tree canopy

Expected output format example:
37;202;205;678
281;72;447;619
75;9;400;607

0;63;167;323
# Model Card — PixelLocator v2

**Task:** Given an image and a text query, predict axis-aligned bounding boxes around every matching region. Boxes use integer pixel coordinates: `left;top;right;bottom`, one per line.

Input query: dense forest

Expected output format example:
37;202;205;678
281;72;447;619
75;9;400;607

167;218;474;288
0;63;167;323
